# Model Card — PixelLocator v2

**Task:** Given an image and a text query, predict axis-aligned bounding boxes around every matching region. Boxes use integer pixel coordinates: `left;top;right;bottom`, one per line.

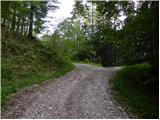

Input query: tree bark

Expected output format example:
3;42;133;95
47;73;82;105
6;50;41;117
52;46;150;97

11;5;16;32
16;14;20;34
20;18;24;35
25;20;29;36
28;2;33;37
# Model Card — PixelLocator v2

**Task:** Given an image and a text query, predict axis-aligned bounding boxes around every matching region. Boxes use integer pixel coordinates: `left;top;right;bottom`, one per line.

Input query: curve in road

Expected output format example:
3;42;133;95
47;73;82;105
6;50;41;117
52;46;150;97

2;63;129;119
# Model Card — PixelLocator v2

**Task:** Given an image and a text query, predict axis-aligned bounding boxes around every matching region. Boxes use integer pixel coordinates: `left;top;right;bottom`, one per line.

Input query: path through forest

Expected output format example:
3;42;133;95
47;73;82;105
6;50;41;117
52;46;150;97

2;63;129;119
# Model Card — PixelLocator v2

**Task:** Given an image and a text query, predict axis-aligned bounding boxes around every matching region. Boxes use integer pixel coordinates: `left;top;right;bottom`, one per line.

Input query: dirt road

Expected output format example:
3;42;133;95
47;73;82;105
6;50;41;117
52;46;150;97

2;63;129;119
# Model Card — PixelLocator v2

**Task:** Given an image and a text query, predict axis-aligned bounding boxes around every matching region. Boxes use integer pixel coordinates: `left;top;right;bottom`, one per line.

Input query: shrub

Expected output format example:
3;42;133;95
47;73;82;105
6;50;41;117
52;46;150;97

112;63;158;118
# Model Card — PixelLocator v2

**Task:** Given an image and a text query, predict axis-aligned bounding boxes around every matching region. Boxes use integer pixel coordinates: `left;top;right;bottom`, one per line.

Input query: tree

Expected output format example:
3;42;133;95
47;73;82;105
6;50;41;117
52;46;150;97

27;1;34;37
1;1;58;38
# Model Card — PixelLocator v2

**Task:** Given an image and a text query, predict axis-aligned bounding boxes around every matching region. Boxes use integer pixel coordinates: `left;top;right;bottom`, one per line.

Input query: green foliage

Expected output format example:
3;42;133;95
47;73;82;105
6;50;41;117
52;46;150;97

1;30;75;106
42;18;88;62
73;43;96;62
117;64;151;83
63;1;158;69
2;63;75;105
73;61;102;67
111;63;158;118
87;1;159;69
1;1;58;37
52;63;75;78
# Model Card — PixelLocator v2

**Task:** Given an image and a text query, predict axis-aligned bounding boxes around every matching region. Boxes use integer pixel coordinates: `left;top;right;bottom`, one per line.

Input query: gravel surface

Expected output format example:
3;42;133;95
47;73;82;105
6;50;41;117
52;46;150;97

2;63;129;119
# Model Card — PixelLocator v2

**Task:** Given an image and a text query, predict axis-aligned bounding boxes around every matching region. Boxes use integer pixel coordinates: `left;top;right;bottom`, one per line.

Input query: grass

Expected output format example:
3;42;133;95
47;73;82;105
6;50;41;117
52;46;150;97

1;29;75;107
111;63;159;119
72;60;102;67
1;63;75;106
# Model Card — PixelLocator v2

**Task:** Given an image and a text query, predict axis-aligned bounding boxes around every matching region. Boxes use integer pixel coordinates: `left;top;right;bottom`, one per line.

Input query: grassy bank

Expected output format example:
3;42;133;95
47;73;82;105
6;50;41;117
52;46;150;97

73;60;102;67
111;63;158;118
2;63;75;106
1;28;75;106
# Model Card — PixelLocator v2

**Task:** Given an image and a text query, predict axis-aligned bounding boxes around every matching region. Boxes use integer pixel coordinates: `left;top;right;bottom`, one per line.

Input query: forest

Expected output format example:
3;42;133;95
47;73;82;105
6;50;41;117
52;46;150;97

1;0;159;119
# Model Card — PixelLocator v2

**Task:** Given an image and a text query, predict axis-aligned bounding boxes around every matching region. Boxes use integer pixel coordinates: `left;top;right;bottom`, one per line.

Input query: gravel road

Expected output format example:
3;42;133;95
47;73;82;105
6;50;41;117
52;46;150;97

2;63;129;119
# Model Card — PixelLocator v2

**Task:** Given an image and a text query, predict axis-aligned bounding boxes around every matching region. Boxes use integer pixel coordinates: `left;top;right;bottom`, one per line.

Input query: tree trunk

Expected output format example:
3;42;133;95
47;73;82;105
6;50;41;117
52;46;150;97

25;20;28;36
28;3;33;37
20;18;24;35
16;15;20;34
11;6;16;32
91;2;93;39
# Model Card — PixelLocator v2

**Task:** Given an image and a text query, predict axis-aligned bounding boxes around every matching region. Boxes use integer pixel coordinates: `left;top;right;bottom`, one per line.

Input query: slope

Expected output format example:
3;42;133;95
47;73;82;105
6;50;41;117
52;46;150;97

1;26;74;106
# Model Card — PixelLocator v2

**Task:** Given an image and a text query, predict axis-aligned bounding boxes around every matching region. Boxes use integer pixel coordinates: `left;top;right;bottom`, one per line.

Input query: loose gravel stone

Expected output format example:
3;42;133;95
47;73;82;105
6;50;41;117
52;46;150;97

2;63;129;119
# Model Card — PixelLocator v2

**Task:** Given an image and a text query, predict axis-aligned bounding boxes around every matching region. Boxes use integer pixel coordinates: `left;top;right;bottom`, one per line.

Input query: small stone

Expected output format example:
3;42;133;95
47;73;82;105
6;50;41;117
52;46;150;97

48;107;52;110
55;110;59;115
85;111;89;115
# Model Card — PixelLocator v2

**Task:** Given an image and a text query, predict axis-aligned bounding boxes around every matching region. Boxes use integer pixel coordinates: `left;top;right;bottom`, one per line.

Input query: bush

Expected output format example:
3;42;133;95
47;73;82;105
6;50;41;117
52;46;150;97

117;63;151;84
111;63;158;118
